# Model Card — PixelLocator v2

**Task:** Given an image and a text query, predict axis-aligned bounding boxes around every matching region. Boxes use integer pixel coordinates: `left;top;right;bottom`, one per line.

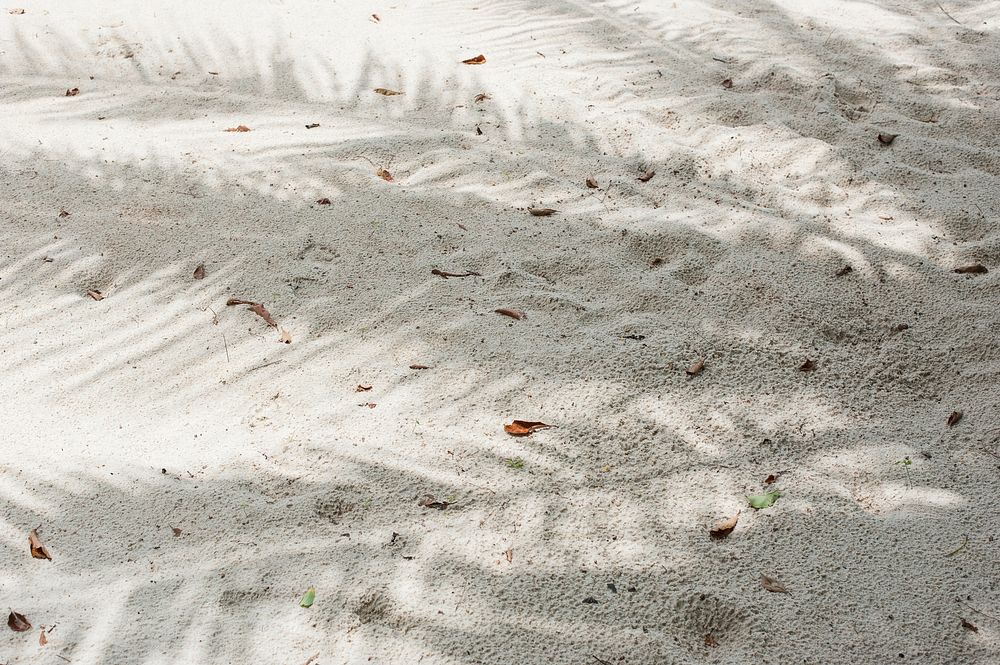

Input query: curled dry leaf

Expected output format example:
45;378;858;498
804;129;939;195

954;264;988;274
961;618;978;632
462;54;486;65
29;529;51;560
226;298;277;327
686;358;705;376
65;87;80;97
316;197;331;205
638;169;656;182
947;411;963;427
370;13;380;22
474;93;491;103
835;265;853;277
799;358;817;372
224;125;251;132
504;420;552;436
494;308;525;320
86;290;104;301
171;527;182;537
877;133;897;145
431;268;480;278
376;168;394;182
39;629;47;646
279;328;292;344
760;575;789;594
58;208;70;218
528;207;558;217
373;88;403;96
409;364;430;370
763;473;779;485
503;548;513;563
10;8;26;14
586;177;599;188
193;264;205;280
355;384;372;392
709;512;739;540
417;494;449;510
7;610;31;632
721;78;733;89
305;123;320;129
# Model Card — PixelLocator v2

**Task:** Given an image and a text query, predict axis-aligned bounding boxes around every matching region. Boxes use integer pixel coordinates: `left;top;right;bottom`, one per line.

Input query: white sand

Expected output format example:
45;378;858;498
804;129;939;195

2;0;999;662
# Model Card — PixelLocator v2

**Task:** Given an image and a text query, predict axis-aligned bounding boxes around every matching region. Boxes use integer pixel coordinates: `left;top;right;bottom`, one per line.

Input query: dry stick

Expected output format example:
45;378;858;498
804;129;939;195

936;1;962;24
222;333;230;363
944;535;968;557
960;600;1000;623
592;656;612;665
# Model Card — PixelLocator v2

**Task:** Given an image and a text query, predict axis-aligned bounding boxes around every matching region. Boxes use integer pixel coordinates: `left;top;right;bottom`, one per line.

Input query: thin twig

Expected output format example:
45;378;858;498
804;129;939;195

943;535;968;557
592;657;612;665
935;1;962;24
960;600;1000;623
247;359;283;373
222;333;230;363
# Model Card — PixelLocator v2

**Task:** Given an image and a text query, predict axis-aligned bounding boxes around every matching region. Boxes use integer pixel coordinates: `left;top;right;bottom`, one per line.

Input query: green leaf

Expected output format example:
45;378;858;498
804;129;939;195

300;586;316;608
747;490;780;510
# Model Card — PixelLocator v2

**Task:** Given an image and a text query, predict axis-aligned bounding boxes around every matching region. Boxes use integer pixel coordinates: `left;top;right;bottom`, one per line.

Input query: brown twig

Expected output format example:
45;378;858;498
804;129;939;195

935;1;962;24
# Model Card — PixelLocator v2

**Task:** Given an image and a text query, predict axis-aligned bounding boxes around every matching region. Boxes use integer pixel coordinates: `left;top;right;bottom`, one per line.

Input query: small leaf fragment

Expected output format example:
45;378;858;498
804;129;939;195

947;411;963;427
58;208;70;218
586;177;599;189
355;384;372;392
9;8;26;14
39;629;47;646
87;290;104;301
799;358;817;372
686;358;705;376
305;123;320;129
709;512;739;540
747;490;780;510
431;268;480;278
877;133;897;145
528;207;558;217
721;78;733;89
954;264;988;274
494;308;525;320
171;527;182;537
65;87;80;97
370;13;380;22
462;54;486;65
224;125;251;132
7;610;31;632
961;618;978;632
835;265;853;277
373;88;403;96
226;298;277;327
503;548;513;563
376;168;394;182
279;328;292;344
193;264;205;280
638;169;656;182
417;494;449;510
763;473;779;485
504;420;552;436
760;575;789;594
474;93;491;103
299;586;316;608
704;634;718;647
316;197;331;205
409;364;430;370
29;530;51;560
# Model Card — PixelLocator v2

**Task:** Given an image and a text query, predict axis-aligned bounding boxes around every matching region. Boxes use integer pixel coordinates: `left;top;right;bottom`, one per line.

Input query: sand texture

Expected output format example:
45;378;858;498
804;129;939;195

2;1;1000;663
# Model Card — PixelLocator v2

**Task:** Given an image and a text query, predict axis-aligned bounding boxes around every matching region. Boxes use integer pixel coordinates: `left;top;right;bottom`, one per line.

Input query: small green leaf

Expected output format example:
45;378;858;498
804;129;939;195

747;490;780;510
300;586;316;608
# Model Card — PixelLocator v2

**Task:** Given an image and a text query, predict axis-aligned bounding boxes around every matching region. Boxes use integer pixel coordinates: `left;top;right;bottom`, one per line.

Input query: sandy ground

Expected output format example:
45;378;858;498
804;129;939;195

2;1;1000;663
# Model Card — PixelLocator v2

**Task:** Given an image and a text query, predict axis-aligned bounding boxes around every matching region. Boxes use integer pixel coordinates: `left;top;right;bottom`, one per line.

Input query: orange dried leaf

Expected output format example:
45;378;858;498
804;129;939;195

355;384;373;392
224;125;251;132
65;87;80;97
377;168;394;182
462;54;486;65
586;177;599;189
39;629;47;646
709;512;739;539
29;530;51;560
504;420;552;436
494;308;525;320
226;298;277;327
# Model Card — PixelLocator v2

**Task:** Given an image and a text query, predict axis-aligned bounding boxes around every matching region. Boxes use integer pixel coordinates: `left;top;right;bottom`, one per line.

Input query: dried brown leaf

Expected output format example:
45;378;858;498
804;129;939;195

359;402;376;409
494;308;525;320
686;358;705;376
961;618;978;632
409;364;430;370
171;527;182;537
58;208;70;218
721;78;733;89
462;54;486;65
305;123;320;129
28;530;51;560
417;494;449;510
954;264;988;274
704;634;718;648
474;93;491;103
638;169;656;182
355;384;373;392
279;328;292;344
528;207;558;216
226;298;277;327
503;548;513;563
877;133;897;145
9;8;26;14
86;290;104;301
376;168;394;182
947;411;963;427
431;268;480;278
38;629;47;646
373;88;403;96
709;512;739;540
65;87;80;97
760;575;788;594
835;265;853;277
586;177;599;188
193;264;205;280
316;197;331;205
763;473;779;485
224;125;251;132
370;14;380;23
799;358;817;372
504;420;552;436
7;610;30;632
